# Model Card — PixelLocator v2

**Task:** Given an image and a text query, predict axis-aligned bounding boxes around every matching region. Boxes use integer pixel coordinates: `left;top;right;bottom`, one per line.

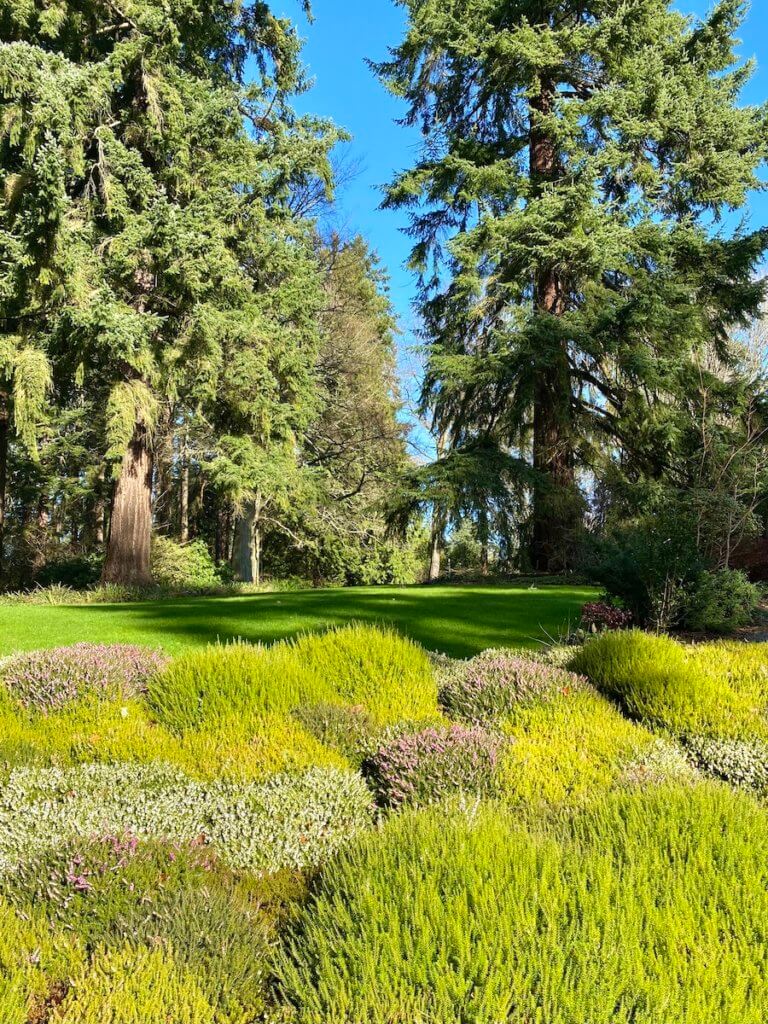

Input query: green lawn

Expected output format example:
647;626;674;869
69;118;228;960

0;583;597;658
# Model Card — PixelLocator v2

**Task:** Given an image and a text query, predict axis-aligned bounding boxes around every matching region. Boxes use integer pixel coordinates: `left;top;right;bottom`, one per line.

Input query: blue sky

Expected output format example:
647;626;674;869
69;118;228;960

276;1;768;378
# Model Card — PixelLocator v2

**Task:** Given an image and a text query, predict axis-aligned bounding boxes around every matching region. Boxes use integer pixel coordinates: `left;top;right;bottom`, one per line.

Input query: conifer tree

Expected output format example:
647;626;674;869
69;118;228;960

378;0;768;570
0;0;337;584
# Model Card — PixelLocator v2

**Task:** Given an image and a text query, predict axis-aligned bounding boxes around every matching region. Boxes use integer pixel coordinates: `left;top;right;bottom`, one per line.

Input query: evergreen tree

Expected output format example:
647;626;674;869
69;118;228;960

0;0;337;583
377;0;767;570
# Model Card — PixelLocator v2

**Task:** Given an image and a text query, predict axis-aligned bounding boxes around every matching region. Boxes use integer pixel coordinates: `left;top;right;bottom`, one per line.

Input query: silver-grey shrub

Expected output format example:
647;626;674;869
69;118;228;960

0;762;373;875
686;736;768;795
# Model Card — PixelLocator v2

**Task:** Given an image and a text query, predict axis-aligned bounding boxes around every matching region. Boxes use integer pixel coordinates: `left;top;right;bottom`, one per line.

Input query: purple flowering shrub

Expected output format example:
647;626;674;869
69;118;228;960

363;724;506;808
2;644;169;712
438;650;583;725
581;602;633;633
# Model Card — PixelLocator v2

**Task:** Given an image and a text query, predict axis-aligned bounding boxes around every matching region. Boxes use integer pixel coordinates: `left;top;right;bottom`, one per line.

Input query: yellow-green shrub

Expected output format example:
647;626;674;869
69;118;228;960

500;687;656;807
277;786;768;1024
147;625;438;738
0;699;345;782
50;945;218;1024
571;631;763;739
0;900;84;1024
290;624;437;723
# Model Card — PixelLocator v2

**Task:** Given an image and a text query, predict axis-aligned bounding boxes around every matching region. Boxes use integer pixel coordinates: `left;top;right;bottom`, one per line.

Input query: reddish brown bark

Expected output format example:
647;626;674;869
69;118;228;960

102;424;153;586
529;82;577;572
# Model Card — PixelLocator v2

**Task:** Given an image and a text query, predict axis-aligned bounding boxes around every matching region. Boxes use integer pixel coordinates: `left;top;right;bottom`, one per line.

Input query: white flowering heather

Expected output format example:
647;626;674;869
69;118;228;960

621;739;700;789
687;737;768;795
363;725;506;808
0;762;373;875
438;650;584;724
2;644;169;711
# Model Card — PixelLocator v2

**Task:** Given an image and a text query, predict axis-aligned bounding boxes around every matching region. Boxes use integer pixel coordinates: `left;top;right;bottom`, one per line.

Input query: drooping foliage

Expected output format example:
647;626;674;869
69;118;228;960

377;0;768;571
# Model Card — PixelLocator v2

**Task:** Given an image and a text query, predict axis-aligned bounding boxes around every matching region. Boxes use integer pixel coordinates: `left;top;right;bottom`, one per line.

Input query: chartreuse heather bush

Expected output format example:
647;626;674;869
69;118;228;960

499;687;655;807
278;786;768;1024
0;762;372;875
438;649;583;724
50;945;218;1024
363;724;506;808
1;644;168;712
148;625;437;737
0;899;85;1024
571;631;765;739
0;696;346;782
289;625;437;724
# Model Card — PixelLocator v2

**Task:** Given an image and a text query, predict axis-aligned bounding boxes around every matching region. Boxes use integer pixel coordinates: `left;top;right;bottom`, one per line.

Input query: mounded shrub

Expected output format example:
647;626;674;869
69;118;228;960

682;568;761;633
0;762;373;875
570;630;760;738
2;644;169;713
500;686;655;807
686;736;768;795
363;724;506;808
151;536;224;592
148;625;437;736
620;737;700;789
4;837;273;1022
50;945;218;1024
289;624;437;724
277;786;768;1024
438;649;583;724
291;702;383;763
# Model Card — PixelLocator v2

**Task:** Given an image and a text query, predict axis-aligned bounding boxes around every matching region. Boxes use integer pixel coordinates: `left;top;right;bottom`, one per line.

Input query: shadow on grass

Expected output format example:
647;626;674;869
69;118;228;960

66;584;597;658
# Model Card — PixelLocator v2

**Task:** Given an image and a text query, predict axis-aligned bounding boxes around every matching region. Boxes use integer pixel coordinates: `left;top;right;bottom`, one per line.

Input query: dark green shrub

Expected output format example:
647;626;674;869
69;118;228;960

277;786;768;1024
585;518;703;629
682;568;760;632
34;554;103;590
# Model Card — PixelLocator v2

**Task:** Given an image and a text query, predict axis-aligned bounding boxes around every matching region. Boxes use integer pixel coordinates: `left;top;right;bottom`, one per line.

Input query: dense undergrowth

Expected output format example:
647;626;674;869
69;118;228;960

0;623;766;1021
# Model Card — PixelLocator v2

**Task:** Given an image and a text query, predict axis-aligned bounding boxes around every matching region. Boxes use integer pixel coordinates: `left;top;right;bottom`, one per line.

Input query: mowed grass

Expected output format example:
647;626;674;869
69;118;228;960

0;583;597;658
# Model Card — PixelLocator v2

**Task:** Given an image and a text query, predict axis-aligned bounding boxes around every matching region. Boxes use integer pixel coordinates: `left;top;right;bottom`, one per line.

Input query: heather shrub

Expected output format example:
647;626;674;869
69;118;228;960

0;900;84;1024
290;625;437;724
0;698;345;782
148;626;437;736
500;686;655;807
2;644;169;712
50;945;218;1024
292;702;382;762
621;738;700;789
277;786;768;1024
686;736;768;795
571;630;759;738
362;724;506;808
147;641;334;735
438;649;583;724
0;762;373;875
4;837;273;1021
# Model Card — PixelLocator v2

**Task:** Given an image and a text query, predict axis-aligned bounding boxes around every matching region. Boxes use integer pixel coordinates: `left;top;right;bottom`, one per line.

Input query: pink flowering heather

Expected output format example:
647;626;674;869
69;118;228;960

363;724;506;808
439;651;582;724
2;643;169;712
581;602;633;632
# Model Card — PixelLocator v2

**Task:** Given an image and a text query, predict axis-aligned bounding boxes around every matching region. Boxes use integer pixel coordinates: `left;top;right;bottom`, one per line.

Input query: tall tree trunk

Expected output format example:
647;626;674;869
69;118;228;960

179;449;189;544
102;424;153;586
428;507;444;583
231;498;261;584
529;82;577;573
0;388;8;583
